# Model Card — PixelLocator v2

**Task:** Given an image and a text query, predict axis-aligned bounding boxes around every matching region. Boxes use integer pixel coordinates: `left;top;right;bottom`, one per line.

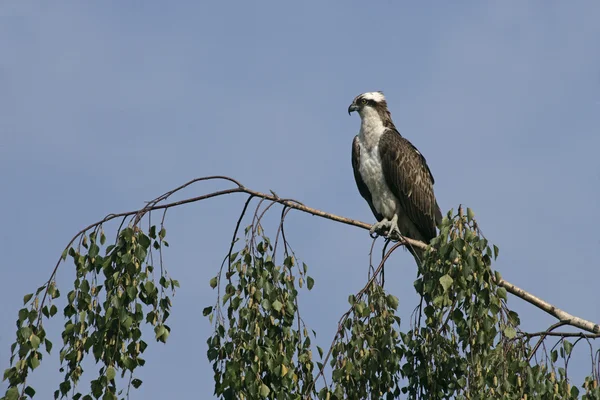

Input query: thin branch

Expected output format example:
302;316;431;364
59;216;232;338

524;331;600;339
525;321;570;362
41;175;600;340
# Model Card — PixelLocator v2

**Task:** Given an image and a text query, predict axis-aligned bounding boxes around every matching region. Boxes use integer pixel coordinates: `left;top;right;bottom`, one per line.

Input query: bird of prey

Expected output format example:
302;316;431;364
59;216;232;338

348;91;442;263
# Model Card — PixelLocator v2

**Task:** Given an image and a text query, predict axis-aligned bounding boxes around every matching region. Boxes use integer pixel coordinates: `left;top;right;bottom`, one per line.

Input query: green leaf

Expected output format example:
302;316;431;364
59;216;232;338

261;299;271;311
496;287;507;300
272;300;283;312
260;383;270;398
571;385;579;397
45;338;53;354
202;306;213;316
30;355;40;369
504;326;516;339
209;277;218;289
131;378;142;388
493;244;499;259
5;387;19;400
106;366;116;381
30;334;41;349
386;294;399;310
466;207;475;221
563;339;573;356
23;293;34;305
18;308;28;323
3;367;14;382
307;276;315;290
144;281;155;294
24;386;36;397
439;274;453;292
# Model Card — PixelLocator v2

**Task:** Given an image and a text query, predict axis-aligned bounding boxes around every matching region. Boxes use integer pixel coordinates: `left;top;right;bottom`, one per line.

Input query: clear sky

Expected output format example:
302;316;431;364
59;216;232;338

1;1;599;398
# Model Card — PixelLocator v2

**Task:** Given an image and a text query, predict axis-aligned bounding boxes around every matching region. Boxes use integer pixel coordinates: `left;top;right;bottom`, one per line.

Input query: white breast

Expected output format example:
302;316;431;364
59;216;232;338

357;137;399;220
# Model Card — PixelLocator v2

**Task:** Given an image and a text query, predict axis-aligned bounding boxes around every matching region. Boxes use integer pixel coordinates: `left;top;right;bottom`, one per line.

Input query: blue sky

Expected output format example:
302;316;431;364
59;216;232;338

1;1;599;398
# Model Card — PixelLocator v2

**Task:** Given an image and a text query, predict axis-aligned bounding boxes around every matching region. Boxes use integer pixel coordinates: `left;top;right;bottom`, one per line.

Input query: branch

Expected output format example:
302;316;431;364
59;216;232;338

43;175;600;338
497;279;600;334
525;331;600;339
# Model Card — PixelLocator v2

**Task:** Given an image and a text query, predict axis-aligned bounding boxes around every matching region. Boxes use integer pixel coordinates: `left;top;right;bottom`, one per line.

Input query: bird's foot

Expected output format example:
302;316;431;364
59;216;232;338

369;219;391;238
386;214;402;241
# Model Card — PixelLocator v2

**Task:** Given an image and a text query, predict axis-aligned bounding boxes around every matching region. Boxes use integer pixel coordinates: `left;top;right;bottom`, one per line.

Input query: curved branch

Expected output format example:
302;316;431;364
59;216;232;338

44;175;600;337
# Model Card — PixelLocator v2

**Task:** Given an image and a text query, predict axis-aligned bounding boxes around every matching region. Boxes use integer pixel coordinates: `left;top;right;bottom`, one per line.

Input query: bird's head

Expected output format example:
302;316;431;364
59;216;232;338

347;91;388;116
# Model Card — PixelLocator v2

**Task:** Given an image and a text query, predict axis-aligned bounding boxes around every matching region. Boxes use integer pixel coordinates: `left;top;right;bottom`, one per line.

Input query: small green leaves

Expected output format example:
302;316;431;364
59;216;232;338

24;386;36;397
503;326;516;339
466;207;475;222
206;232;318;399
209;277;218;289
496;287;507;301
30;355;40;370
331;284;403;398
5;387;19;400
563;340;573;356
131;378;143;389
30;334;40;349
386;294;399;310
0;224;179;399
272;300;283;312
106;366;116;381
23;293;33;305
439;274;453;292
259;383;270;397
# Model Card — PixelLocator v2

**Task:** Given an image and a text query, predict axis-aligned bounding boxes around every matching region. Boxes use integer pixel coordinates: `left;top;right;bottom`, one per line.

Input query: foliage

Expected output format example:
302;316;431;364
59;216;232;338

206;227;316;399
203;206;600;399
2;222;178;400
2;180;599;399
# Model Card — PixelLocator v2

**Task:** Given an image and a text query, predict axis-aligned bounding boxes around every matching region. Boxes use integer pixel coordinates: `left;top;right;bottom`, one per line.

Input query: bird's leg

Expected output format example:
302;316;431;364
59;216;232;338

386;214;402;241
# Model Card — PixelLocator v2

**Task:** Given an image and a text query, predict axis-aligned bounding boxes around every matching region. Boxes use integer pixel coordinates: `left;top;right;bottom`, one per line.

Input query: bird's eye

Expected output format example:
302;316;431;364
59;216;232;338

361;99;367;105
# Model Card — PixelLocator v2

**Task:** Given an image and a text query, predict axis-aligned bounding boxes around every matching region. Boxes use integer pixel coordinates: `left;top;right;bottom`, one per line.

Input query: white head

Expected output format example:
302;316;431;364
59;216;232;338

359;91;386;103
348;91;395;131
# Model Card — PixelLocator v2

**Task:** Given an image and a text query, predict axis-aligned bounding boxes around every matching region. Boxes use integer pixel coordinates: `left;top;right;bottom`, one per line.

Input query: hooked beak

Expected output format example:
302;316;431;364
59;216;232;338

348;103;359;115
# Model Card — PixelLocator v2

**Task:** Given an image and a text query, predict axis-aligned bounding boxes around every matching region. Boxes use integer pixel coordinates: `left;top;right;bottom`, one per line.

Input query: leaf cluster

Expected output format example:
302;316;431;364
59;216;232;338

2;224;178;400
205;229;316;399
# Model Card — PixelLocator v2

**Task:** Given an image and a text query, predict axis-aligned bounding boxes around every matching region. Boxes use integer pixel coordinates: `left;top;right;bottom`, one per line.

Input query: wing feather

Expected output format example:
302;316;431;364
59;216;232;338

379;130;442;241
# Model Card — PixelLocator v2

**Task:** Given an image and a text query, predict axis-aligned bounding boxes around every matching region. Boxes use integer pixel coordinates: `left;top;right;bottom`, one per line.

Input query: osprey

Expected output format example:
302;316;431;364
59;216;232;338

348;91;442;263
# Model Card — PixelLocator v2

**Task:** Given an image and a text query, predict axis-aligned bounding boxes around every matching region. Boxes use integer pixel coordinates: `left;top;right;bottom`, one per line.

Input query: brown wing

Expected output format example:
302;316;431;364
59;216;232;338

352;136;383;221
379;130;442;241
